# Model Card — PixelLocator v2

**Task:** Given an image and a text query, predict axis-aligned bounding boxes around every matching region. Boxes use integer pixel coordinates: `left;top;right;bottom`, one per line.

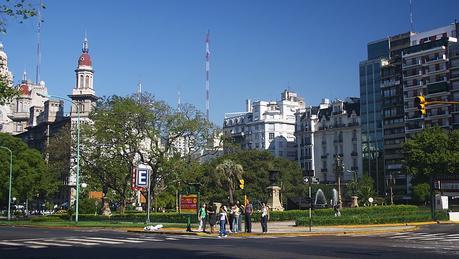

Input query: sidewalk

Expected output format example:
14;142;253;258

126;220;437;237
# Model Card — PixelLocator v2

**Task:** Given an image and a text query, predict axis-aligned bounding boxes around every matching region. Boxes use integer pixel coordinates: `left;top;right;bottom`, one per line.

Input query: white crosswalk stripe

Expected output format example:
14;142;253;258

357;232;459;244
0;235;207;249
23;241;72;247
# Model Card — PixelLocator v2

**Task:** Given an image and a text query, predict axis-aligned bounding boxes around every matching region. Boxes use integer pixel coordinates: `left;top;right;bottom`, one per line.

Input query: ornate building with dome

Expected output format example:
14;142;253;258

15;37;98;206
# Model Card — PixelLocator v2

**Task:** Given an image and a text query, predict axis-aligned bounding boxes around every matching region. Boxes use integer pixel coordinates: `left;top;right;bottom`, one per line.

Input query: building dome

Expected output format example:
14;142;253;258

78;53;92;67
18;84;30;95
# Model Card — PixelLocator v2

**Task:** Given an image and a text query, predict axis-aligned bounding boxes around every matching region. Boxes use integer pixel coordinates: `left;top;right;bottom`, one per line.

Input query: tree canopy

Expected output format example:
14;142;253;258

403;127;459;183
0;132;47;207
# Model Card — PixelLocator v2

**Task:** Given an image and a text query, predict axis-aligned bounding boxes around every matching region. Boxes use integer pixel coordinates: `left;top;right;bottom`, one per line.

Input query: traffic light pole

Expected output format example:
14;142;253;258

308;176;312;232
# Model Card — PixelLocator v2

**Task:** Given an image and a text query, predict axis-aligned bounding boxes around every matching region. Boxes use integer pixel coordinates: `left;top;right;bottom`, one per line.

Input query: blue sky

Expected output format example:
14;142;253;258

1;0;459;124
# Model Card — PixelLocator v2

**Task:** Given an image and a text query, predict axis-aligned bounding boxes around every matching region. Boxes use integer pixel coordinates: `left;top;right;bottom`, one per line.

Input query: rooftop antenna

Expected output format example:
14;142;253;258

409;0;414;32
205;30;210;121
35;0;43;84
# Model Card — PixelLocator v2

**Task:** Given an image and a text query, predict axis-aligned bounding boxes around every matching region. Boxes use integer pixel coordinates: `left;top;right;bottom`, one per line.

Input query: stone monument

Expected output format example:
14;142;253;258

266;170;284;211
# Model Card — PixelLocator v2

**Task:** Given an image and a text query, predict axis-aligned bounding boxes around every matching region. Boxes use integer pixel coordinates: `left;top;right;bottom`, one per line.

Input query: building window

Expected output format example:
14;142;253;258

322;160;326;169
79;75;84;88
353;158;357;167
85;75;90;88
269;133;274;140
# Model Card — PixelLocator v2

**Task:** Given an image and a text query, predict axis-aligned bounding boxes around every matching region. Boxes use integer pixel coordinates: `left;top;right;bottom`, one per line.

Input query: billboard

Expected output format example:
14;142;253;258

180;194;198;214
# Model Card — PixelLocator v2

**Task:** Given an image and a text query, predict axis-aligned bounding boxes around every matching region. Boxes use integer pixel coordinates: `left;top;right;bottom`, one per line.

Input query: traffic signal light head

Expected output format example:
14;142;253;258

414;95;427;115
239;179;245;190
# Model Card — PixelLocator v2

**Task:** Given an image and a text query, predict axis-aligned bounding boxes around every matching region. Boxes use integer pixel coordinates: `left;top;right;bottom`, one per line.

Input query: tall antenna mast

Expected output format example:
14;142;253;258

409;0;414;32
205;30;210;121
137;81;142;104
177;89;181;107
35;0;43;84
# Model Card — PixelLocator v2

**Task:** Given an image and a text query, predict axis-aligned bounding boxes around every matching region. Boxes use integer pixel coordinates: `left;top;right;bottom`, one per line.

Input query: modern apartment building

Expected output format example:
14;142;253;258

359;38;389;194
223;90;305;160
295;98;362;183
403;24;459;137
381;32;413;198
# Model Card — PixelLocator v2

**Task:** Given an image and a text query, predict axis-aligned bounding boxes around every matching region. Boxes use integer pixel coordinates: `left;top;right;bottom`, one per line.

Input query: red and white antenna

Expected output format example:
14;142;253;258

205;30;210;121
35;0;43;84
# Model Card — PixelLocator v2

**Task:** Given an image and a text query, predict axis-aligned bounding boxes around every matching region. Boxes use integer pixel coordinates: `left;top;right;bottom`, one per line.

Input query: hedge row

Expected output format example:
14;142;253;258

295;214;433;226
36;205;430;223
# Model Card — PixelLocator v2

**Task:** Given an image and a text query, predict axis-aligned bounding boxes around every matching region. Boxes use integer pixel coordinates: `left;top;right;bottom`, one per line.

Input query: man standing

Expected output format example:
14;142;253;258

198;203;207;232
245;199;253;233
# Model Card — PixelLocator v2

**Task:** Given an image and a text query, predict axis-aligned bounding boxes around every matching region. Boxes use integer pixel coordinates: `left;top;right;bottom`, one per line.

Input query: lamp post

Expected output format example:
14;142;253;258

0;146;12;220
37;93;80;222
335;155;344;210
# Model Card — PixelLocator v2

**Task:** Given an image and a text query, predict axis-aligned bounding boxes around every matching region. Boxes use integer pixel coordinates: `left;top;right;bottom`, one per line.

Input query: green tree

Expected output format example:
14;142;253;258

412;183;430;205
44;124;71;202
0;133;47;208
403;127;459;183
81;93;216;213
0;0;43;34
356;175;376;206
203;150;305;207
215;159;244;204
81;96;139;214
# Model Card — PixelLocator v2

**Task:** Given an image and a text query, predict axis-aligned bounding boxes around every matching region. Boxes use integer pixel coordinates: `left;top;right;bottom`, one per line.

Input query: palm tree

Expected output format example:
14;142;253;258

215;159;244;204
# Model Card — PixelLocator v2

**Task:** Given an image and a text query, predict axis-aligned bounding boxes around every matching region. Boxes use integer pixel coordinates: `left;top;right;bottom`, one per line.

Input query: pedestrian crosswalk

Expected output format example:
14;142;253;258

0;235;209;249
360;231;459;243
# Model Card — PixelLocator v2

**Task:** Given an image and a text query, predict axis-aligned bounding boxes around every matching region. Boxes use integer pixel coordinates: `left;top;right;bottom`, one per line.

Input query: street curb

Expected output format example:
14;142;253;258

126;225;419;237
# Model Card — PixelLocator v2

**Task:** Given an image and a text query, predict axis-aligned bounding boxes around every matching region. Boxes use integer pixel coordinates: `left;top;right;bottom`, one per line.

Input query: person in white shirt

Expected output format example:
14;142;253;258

260;202;270;233
218;206;228;237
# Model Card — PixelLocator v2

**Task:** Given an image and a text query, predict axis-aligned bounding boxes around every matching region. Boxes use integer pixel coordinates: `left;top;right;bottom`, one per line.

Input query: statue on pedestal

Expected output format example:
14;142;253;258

266;170;284;211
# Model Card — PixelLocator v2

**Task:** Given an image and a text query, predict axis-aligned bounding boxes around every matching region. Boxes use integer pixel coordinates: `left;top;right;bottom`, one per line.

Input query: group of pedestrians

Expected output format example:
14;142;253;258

197;200;270;237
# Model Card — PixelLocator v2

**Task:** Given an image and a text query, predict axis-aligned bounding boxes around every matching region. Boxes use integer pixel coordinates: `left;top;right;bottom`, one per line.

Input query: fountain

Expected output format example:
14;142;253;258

314;189;327;208
332;188;338;206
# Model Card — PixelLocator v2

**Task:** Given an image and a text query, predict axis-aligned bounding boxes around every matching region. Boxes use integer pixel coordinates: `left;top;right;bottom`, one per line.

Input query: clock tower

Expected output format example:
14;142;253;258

69;36;97;119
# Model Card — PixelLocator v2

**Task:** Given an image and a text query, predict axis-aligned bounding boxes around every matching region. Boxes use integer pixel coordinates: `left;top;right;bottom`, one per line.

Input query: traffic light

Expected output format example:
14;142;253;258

414;95;427;115
239;179;245;190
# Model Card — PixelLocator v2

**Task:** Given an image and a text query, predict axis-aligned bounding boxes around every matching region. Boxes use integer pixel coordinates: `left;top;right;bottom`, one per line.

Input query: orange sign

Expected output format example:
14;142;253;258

180;194;198;214
89;191;103;200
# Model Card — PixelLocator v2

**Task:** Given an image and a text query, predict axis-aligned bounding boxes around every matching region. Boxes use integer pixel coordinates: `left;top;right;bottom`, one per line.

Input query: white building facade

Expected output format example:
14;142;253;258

223;90;305;160
295;98;362;183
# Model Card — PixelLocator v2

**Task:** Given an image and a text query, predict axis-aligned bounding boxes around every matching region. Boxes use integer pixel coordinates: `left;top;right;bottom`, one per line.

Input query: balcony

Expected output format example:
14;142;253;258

321;154;328;159
425;54;447;64
321;168;328;173
351;151;358;157
351;166;359;171
381;80;400;88
403;70;423;80
427;81;449;95
348;122;359;127
402;60;422;69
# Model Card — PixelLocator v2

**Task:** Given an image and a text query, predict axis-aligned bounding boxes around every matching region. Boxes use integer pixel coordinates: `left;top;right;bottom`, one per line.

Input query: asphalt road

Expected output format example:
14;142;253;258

0;224;458;259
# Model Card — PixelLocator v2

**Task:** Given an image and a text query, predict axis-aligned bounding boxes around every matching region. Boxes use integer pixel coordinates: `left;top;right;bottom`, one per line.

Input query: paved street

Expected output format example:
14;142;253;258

0;225;458;258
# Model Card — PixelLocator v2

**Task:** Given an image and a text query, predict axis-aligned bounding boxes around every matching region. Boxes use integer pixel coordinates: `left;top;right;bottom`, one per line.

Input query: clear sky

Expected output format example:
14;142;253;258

1;0;459;124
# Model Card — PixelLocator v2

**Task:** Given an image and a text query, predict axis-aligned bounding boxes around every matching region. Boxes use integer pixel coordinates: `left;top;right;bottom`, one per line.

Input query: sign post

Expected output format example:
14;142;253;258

180;194;198;232
135;164;150;223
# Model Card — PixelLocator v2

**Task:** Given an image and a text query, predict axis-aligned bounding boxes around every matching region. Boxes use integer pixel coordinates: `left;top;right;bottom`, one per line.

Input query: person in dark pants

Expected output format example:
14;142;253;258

244;199;253;233
260;202;269;233
228;202;234;233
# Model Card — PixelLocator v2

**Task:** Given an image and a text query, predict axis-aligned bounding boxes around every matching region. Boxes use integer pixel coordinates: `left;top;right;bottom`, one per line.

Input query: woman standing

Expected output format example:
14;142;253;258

231;203;240;233
208;203;217;234
260;202;270;233
219;206;228;237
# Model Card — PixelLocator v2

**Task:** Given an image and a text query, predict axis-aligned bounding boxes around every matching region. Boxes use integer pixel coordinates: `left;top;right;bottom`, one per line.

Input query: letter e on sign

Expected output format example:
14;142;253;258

137;169;149;187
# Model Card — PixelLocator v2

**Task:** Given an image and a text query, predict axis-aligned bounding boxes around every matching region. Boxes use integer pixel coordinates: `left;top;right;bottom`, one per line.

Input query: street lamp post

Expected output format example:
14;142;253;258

335;155;343;210
37;93;80;222
0;146;12;220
